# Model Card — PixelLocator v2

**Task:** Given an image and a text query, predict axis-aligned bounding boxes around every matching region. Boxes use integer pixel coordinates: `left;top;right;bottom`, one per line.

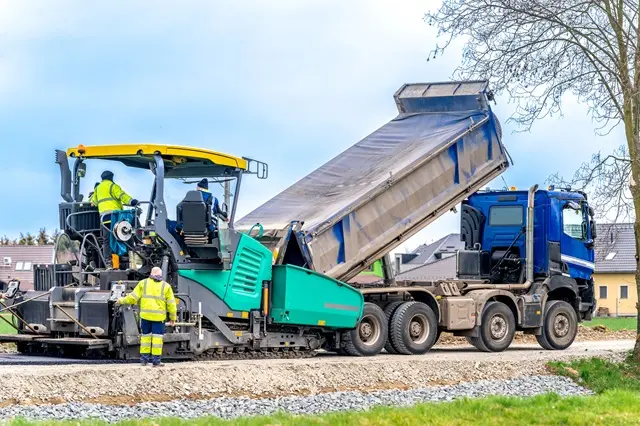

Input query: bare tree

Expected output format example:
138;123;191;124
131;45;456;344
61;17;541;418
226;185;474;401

548;145;634;222
427;0;640;358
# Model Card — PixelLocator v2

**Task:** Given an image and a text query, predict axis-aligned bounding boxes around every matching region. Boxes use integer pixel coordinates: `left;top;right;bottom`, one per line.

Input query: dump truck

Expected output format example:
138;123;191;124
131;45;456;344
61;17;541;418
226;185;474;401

0;80;596;360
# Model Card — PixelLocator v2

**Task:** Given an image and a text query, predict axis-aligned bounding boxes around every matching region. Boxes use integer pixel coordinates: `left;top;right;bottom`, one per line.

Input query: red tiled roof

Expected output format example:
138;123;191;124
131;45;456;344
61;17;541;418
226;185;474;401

0;246;55;290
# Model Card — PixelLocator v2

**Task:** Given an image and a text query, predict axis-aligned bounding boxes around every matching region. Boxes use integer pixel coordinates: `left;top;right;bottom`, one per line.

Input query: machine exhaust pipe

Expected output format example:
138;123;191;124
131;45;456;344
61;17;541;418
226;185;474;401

464;184;538;292
525;184;538;283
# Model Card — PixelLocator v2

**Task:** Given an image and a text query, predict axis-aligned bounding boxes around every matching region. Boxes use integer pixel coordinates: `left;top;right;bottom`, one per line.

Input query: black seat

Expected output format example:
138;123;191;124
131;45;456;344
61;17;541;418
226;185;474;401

176;191;212;245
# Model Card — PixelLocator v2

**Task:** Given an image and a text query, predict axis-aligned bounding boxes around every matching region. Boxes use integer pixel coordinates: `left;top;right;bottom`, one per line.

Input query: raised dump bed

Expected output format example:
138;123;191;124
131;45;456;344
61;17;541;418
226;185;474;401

237;80;510;283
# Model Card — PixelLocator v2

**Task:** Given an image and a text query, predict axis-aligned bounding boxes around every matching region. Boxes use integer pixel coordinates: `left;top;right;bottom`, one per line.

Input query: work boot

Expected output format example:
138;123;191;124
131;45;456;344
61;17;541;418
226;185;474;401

140;359;148;367
152;362;165;367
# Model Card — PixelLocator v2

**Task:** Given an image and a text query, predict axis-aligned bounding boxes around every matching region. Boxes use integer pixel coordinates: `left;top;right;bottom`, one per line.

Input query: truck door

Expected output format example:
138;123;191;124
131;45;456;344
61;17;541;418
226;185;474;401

560;201;595;280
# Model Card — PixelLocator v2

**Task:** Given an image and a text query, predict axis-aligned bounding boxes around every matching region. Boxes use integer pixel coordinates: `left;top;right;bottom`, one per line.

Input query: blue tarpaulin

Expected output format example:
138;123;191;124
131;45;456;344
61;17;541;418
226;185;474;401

110;210;136;257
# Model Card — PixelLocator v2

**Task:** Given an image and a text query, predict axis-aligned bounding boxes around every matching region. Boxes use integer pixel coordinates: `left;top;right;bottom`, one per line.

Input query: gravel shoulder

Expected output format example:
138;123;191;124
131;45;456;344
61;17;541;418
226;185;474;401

0;376;592;423
0;339;632;406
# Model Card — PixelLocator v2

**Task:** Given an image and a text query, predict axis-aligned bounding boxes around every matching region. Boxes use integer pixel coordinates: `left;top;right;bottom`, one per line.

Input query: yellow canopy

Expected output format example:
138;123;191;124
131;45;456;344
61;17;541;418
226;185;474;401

67;144;248;171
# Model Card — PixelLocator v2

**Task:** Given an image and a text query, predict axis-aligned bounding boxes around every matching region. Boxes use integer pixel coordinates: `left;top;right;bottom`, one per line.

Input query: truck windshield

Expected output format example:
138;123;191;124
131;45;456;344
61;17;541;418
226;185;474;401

562;205;586;240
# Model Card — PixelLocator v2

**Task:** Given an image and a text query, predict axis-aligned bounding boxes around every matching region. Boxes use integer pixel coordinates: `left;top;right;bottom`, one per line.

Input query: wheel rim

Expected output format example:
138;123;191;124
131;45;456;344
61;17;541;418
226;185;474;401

553;313;570;338
409;313;430;345
489;314;508;341
359;315;381;346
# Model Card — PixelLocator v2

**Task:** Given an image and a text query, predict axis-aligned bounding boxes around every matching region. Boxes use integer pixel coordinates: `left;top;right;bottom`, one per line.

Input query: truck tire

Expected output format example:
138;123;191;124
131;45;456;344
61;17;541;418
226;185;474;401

342;302;388;356
465;335;489;352
389;301;438;355
383;301;405;354
477;301;516;352
536;300;578;350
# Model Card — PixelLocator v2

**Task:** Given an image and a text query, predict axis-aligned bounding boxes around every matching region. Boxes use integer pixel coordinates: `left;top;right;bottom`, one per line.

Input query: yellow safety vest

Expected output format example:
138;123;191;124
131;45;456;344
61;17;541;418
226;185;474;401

89;180;133;216
119;279;177;322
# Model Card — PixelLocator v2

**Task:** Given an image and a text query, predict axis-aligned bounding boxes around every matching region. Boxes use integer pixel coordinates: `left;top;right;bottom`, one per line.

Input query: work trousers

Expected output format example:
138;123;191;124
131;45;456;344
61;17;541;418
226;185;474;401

101;213;113;267
140;318;165;365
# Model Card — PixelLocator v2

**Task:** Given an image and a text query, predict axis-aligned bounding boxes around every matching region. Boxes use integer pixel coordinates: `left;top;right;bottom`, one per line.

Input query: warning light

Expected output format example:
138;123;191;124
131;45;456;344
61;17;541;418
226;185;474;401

77;144;86;154
510;186;516;191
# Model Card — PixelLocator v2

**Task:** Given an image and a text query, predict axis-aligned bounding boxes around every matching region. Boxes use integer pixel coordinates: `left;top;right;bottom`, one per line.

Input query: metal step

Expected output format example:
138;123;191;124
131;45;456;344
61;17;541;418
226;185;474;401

0;334;48;342
36;337;112;348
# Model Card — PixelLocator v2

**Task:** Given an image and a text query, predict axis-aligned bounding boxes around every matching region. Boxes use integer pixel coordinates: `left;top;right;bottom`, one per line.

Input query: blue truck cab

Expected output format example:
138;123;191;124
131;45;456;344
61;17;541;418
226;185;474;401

458;186;597;323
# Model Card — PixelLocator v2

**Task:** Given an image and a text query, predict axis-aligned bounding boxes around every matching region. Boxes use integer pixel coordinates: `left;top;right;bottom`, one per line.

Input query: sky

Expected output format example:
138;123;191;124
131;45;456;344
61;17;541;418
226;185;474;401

0;0;625;252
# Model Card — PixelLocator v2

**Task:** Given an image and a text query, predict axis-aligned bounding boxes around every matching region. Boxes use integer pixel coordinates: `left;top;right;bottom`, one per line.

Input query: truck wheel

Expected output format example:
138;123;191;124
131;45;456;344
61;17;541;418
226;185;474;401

342;302;388;356
536;300;578;350
389;301;438;355
383;301;405;354
465;335;489;352
477;301;515;352
434;329;442;345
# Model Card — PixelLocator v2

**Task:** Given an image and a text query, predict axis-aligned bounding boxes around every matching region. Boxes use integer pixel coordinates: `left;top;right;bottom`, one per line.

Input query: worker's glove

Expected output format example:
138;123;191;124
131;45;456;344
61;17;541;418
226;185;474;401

130;199;139;207
168;320;175;327
114;299;122;307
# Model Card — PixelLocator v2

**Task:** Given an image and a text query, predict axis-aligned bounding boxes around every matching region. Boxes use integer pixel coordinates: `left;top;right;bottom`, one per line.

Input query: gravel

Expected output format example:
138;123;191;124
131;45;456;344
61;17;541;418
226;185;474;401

0;375;591;422
0;340;630;406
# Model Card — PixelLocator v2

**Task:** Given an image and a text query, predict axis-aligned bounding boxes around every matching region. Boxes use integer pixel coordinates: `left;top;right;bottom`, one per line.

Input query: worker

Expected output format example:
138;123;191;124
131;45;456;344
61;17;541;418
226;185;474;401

116;267;177;367
87;182;99;200
89;171;138;268
196;179;228;224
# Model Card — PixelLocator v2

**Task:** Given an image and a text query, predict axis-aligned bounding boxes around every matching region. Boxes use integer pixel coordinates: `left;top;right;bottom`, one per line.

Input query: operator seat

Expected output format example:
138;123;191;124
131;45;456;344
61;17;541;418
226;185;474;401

176;190;212;246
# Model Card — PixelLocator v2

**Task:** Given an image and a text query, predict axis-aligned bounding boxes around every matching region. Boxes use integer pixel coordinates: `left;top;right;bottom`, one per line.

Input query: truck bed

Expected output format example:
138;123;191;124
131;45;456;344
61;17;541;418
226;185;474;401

236;81;510;282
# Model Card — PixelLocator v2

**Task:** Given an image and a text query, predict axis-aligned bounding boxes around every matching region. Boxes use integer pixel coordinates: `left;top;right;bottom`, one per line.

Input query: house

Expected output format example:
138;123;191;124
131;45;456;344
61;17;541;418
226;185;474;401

593;223;637;317
394;233;463;273
395;255;457;282
0;246;55;290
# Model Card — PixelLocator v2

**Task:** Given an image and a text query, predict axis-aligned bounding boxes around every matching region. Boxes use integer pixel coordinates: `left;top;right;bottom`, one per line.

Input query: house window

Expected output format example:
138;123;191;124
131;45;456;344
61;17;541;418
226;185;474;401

605;252;617;260
599;286;607;299
14;261;32;271
621;285;629;299
489;205;524;226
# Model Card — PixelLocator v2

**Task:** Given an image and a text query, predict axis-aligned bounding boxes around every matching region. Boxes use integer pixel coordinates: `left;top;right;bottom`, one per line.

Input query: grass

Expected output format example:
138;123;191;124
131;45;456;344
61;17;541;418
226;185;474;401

0;314;16;334
5;391;640;426
583;317;637;331
550;355;640;394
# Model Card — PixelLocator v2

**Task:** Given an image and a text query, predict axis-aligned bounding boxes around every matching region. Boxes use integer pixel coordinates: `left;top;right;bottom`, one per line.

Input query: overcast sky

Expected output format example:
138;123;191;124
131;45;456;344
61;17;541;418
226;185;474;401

0;1;624;252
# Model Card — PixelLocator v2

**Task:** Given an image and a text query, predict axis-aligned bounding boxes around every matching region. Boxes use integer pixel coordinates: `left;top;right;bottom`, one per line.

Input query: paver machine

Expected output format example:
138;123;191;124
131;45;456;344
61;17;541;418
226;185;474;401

0;144;367;360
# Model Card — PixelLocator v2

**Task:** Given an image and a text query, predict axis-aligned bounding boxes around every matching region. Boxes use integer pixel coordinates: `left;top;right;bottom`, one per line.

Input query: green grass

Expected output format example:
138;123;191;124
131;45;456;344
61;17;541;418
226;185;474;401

5;391;640;426
0;314;16;334
550;355;640;394
583;317;637;331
